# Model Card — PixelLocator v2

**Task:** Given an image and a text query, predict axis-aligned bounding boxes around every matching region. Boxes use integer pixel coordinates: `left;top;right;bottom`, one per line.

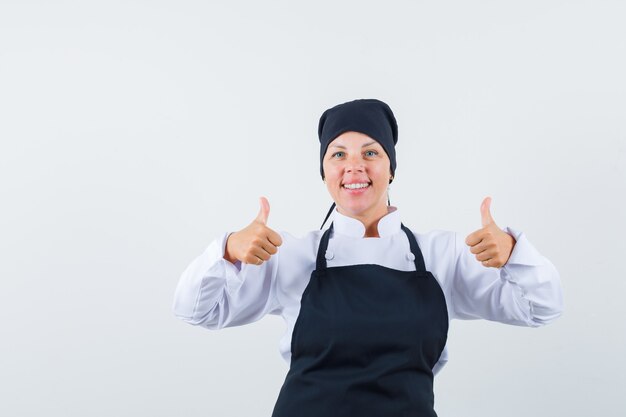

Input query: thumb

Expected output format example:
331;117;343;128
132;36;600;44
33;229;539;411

255;196;270;225
480;196;495;227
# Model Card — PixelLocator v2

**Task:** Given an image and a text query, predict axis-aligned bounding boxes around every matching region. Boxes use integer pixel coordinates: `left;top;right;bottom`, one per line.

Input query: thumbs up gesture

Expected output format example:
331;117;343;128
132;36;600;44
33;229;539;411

464;197;516;268
224;196;283;265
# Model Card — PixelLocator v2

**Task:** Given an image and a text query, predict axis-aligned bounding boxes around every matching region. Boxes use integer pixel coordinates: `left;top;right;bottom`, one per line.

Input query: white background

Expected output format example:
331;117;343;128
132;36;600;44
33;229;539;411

1;1;624;416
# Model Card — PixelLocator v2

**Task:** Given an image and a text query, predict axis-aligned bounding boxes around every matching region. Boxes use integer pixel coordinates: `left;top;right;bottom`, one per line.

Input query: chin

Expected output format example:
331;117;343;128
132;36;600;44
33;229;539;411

338;202;371;217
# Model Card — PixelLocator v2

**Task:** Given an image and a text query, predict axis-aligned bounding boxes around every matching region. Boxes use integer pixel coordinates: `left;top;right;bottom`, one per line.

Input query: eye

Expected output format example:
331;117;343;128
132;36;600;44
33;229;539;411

364;150;378;157
331;151;345;158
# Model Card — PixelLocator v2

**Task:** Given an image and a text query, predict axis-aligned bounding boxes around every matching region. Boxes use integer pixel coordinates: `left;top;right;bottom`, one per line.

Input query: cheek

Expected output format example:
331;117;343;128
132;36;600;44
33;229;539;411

373;164;388;177
322;159;331;175
323;163;340;178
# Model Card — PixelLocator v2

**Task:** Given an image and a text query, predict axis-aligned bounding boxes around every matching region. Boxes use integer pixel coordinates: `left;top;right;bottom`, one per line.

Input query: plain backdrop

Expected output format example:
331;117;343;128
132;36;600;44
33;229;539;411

1;1;624;416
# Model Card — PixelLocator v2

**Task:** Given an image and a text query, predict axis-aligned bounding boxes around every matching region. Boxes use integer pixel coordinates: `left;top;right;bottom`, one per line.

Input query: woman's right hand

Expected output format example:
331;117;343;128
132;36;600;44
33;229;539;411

224;196;283;265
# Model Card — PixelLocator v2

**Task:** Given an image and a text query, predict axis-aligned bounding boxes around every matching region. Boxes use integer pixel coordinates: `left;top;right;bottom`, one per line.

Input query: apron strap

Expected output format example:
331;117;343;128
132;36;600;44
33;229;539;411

320;203;336;230
401;223;426;273
316;222;334;270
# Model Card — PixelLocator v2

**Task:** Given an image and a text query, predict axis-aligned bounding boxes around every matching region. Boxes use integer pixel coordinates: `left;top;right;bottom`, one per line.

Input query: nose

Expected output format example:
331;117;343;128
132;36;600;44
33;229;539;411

345;154;365;173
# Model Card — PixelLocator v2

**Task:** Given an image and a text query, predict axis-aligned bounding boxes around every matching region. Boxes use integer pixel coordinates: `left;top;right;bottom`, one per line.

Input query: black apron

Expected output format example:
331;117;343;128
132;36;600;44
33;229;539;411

271;222;449;417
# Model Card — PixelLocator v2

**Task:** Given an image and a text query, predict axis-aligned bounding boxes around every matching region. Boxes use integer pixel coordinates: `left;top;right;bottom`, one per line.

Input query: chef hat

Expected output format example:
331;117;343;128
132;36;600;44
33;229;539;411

318;98;398;182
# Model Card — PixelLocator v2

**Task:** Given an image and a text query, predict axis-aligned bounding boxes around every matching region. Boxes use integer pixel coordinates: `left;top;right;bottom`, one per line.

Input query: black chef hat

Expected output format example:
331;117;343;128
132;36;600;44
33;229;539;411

318;98;398;182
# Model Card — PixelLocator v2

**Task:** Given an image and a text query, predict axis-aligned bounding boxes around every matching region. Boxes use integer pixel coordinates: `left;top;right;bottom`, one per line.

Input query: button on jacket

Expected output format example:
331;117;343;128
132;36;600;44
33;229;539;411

172;206;564;375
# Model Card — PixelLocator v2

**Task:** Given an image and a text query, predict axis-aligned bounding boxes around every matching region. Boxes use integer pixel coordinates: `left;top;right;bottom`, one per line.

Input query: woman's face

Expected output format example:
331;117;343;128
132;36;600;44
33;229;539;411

322;131;392;222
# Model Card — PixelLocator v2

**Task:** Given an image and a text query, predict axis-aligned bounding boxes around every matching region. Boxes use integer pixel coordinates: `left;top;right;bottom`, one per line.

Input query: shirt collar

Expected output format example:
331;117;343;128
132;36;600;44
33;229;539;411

330;205;401;238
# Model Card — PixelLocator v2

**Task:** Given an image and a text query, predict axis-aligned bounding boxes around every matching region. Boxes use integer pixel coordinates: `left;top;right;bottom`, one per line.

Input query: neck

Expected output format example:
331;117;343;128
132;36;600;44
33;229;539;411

364;219;383;238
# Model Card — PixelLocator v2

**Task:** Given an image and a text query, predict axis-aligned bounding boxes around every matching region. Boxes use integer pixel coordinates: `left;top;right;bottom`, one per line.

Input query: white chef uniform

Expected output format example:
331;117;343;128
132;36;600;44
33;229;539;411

172;205;564;375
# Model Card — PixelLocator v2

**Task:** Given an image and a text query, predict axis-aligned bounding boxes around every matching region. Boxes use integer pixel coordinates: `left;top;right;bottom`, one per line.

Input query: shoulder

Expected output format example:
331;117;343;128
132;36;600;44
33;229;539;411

274;229;323;264
411;228;457;254
407;228;460;275
272;230;321;291
277;229;323;248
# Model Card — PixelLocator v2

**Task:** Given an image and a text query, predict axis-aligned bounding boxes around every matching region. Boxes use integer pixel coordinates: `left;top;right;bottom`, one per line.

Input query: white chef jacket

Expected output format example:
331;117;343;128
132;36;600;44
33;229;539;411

172;205;564;375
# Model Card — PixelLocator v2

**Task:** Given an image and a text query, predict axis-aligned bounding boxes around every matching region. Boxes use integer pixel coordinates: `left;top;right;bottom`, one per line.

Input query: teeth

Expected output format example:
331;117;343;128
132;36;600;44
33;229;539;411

343;182;370;189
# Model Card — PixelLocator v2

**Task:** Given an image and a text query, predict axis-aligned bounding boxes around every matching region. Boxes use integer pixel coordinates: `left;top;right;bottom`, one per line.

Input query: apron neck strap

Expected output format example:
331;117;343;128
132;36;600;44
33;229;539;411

316;222;334;270
401;223;426;272
320;203;336;230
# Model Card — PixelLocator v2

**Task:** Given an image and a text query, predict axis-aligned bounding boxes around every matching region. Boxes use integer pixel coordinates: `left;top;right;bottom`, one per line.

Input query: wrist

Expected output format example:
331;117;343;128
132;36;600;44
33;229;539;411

504;233;516;265
223;232;237;263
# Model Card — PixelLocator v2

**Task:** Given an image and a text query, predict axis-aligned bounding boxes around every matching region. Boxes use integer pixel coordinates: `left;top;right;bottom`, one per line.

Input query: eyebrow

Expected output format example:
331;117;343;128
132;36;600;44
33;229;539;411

330;141;378;149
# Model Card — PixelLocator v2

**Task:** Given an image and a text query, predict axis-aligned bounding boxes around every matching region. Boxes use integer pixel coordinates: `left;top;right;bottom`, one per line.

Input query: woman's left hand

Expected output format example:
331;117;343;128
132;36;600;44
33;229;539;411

464;196;516;268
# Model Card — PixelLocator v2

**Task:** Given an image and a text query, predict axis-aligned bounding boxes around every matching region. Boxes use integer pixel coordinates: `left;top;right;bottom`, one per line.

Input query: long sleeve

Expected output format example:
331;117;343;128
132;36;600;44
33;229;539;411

450;227;564;327
172;231;281;330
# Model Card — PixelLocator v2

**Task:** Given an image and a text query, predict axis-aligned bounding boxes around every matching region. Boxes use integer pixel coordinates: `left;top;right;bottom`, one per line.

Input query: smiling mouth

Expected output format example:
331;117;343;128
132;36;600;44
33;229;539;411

342;181;371;190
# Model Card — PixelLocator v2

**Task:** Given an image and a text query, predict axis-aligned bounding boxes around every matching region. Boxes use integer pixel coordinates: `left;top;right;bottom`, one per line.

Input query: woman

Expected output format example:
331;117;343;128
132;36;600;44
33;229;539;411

172;99;564;416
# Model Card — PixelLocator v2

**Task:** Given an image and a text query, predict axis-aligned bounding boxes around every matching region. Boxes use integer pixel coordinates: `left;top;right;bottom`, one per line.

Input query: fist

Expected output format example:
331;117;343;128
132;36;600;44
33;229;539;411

464;196;516;268
224;196;283;265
